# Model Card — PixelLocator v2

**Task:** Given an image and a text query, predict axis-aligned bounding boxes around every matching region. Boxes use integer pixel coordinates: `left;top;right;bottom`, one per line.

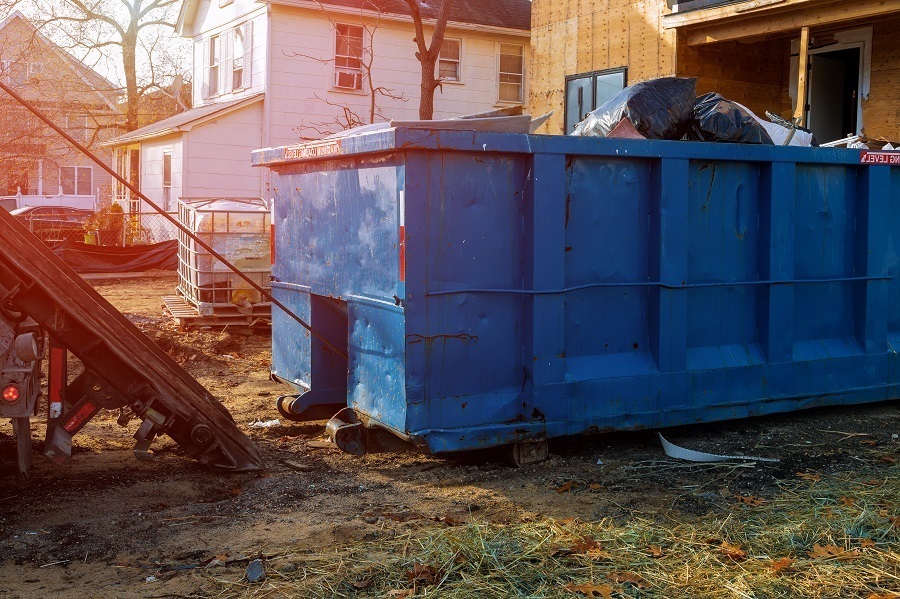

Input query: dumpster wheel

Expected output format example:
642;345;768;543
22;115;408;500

505;440;549;468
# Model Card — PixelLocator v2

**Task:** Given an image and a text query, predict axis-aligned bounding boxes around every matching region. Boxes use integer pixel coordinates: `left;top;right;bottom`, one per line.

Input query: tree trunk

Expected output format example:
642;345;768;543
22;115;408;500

419;58;437;120
122;26;139;132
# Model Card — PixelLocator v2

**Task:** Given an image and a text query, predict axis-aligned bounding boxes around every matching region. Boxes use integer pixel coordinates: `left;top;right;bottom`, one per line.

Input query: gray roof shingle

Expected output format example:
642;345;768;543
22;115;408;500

310;0;531;31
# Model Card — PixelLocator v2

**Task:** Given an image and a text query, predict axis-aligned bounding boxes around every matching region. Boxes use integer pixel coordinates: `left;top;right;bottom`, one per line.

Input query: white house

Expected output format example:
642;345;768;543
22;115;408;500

107;0;531;209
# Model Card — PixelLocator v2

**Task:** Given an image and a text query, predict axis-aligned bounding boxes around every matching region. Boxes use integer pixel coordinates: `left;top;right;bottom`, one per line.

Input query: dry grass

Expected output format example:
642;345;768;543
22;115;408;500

212;471;899;598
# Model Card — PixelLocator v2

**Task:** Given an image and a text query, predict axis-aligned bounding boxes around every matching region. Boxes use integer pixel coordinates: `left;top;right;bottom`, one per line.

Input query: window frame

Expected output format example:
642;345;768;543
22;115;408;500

232;25;245;91
208;34;220;96
497;42;525;104
162;151;173;212
59;166;93;196
333;23;365;92
438;37;463;84
564;67;627;134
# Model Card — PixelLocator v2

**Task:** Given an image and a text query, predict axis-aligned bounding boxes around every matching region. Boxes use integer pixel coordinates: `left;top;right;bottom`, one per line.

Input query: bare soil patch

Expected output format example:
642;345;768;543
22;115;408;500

0;271;897;598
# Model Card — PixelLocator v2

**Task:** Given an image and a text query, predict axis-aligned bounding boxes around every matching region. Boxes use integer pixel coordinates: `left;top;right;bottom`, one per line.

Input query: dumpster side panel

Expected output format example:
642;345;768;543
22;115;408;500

404;151;528;431
271;159;406;429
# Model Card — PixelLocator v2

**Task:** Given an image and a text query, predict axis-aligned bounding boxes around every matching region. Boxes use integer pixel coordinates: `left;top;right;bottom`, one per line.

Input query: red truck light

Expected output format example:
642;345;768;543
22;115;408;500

2;385;20;402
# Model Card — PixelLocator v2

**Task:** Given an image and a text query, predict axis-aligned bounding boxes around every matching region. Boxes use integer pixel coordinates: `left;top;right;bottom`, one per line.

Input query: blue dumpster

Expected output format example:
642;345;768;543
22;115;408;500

252;129;900;455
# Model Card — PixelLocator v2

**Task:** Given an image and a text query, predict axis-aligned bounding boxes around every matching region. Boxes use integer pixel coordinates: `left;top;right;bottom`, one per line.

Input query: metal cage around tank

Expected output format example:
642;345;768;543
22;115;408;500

176;197;272;317
253;128;900;455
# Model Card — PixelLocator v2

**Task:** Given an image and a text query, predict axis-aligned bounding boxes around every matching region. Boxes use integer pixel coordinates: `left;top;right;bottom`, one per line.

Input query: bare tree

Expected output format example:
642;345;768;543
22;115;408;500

404;0;454;120
289;1;407;138
34;0;187;132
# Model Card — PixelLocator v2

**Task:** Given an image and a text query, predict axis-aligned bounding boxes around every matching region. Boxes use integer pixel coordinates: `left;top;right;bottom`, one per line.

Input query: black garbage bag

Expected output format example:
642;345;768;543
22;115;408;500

689;93;774;144
572;77;697;140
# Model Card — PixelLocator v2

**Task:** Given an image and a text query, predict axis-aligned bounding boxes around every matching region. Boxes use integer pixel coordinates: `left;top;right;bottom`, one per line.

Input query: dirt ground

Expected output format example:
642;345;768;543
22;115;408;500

0;271;897;598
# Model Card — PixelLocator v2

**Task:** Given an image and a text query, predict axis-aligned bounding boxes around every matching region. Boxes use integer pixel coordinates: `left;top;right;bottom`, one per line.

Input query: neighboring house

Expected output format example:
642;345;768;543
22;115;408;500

106;0;531;209
0;11;120;211
530;0;900;143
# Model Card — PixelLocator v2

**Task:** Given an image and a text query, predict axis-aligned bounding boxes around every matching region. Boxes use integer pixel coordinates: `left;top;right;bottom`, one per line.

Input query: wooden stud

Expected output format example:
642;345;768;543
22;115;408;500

794;26;809;125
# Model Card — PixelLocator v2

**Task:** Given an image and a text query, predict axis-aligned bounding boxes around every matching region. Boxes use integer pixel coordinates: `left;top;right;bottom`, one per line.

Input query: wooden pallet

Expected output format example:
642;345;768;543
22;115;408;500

162;295;271;328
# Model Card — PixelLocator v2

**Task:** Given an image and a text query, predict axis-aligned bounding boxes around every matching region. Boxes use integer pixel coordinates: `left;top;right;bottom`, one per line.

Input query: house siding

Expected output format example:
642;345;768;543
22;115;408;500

139;134;183;211
268;4;530;144
191;4;267;107
184;102;265;197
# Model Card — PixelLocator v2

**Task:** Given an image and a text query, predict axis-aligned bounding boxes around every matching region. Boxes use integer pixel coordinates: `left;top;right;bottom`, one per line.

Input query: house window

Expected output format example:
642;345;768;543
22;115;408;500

498;43;524;103
208;35;220;96
163;152;172;211
60;167;92;196
334;24;363;90
233;27;245;90
439;38;461;82
564;68;627;133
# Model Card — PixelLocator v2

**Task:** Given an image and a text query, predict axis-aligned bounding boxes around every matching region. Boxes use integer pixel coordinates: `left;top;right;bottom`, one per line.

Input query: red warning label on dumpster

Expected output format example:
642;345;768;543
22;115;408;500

860;151;900;165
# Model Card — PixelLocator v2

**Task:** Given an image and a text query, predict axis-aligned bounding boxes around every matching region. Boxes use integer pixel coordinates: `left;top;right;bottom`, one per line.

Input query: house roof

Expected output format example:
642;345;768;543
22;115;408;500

105;93;264;146
178;0;531;36
308;0;532;31
0;11;121;110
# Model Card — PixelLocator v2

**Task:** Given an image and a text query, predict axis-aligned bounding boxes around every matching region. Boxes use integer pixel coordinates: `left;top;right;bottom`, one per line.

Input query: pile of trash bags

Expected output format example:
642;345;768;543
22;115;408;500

572;77;813;146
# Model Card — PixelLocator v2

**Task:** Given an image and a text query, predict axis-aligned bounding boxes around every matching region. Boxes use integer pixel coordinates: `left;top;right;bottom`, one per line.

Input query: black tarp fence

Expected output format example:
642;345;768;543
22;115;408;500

51;239;177;273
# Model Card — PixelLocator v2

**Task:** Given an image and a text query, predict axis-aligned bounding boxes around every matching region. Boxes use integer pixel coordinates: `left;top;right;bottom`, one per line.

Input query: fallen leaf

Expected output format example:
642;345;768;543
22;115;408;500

769;557;794;573
736;495;766;506
648;545;665;558
720;541;747;561
563;583;616;598
860;439;878;446
860;539;876;548
880;455;897;464
570;536;612;560
228;486;242;496
588;484;602;490
386;590;414;598
406;564;438;585
840;496;856;508
571;536;603;552
823;507;837;520
867;593;900;599
608;571;647;588
797;471;821;482
352;579;372;589
806;544;861;561
556;482;576;494
889;515;900;527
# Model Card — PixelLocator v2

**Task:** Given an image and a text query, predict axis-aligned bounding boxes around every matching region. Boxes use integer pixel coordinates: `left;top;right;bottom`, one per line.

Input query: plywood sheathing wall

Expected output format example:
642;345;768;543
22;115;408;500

864;18;900;140
676;34;792;119
530;0;677;135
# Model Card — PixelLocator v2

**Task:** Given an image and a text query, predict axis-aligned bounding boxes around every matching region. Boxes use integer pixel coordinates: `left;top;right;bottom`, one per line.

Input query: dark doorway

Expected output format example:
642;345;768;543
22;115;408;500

806;47;861;144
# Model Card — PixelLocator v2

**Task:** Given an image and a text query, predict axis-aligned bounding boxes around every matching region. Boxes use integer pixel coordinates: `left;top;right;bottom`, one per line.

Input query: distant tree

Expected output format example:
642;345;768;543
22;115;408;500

34;0;189;132
403;0;455;120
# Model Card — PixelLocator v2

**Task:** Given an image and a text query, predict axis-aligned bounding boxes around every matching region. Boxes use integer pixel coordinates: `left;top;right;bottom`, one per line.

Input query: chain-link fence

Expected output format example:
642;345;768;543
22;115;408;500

82;211;178;246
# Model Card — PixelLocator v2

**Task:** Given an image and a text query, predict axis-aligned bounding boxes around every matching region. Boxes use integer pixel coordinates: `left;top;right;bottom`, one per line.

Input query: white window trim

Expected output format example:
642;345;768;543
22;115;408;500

209;34;221;97
332;22;365;92
162;150;173;212
437;37;464;85
59;166;93;196
496;42;525;105
232;26;245;91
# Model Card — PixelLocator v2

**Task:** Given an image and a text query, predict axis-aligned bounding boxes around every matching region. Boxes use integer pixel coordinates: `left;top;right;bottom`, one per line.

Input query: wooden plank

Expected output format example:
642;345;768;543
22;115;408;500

0;208;263;471
664;0;829;29
794;26;809;124
683;0;900;45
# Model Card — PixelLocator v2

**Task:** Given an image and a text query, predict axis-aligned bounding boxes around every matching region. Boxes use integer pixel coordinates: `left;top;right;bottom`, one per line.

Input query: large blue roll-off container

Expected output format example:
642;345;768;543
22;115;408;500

252;129;900;457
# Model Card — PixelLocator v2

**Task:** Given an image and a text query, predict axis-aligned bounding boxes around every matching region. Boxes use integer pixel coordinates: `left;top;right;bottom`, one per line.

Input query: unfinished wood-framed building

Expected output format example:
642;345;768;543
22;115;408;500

530;0;900;143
